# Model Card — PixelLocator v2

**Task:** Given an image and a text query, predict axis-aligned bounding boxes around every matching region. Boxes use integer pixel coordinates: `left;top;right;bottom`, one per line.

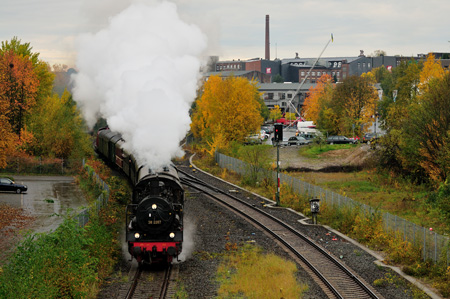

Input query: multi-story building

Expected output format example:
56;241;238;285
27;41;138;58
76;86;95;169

258;82;315;114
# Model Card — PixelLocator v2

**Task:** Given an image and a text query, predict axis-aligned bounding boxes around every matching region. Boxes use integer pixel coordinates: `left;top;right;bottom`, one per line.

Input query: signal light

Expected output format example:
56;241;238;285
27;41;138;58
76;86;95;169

274;123;283;142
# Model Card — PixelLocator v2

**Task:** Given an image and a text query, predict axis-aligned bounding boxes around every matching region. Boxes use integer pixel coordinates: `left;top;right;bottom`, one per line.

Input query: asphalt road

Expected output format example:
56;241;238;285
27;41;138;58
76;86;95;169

0;175;88;234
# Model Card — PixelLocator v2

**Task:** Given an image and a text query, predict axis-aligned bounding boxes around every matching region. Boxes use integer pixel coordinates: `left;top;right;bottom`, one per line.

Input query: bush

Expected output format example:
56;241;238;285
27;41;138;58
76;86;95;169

0;219;98;298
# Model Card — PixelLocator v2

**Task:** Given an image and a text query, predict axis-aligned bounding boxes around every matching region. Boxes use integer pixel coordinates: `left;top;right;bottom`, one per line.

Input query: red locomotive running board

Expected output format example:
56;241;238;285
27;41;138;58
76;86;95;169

131;242;179;252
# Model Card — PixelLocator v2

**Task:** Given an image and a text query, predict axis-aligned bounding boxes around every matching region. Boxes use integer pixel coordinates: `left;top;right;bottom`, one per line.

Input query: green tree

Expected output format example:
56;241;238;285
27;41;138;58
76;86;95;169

403;73;450;184
272;74;284;83
378;60;422;176
29;90;93;159
332;75;378;136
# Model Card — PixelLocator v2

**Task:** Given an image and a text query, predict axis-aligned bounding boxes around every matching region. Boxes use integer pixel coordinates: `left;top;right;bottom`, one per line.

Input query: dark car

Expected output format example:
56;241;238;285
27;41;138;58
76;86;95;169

298;133;316;140
0;177;27;194
287;136;311;146
326;135;358;145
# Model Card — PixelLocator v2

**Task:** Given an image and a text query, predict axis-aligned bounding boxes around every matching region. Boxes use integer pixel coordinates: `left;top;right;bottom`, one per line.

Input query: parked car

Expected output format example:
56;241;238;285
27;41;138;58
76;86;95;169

244;134;262;145
326;135;358;145
362;133;379;144
261;125;273;134
260;130;270;140
0;177;27;194
287;136;312;146
298;133;316;140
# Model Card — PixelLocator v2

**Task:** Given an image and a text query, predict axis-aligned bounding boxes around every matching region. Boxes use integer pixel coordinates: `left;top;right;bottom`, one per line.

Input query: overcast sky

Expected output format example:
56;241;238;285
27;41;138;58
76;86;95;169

2;0;450;68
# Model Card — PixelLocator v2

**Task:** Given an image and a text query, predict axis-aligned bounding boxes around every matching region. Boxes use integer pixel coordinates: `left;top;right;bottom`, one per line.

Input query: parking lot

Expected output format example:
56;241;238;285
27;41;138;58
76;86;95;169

0;175;88;234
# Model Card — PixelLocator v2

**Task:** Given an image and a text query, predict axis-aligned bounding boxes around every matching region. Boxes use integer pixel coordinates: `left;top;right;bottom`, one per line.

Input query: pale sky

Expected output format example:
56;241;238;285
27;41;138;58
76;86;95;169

2;0;450;68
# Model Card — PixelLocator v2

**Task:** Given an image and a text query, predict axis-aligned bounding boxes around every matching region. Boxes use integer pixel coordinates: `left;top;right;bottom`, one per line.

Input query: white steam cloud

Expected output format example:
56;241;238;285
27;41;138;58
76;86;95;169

72;0;207;168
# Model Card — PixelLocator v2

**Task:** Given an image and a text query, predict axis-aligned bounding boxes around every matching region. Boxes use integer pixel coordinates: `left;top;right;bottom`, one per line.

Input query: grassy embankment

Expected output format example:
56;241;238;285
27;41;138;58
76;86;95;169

0;160;128;298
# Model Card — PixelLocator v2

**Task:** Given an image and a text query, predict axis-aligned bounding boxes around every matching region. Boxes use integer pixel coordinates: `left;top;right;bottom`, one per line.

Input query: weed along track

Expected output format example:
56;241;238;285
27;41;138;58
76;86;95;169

178;167;383;299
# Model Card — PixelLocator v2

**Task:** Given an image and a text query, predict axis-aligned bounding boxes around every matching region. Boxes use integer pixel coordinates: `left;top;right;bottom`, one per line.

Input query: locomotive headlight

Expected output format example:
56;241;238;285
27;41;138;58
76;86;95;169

152;204;157;210
134;232;140;239
169;232;175;239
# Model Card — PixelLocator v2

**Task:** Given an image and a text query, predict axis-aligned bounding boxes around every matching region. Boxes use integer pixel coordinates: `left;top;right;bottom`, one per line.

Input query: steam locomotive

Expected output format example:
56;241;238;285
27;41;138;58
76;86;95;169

95;127;184;264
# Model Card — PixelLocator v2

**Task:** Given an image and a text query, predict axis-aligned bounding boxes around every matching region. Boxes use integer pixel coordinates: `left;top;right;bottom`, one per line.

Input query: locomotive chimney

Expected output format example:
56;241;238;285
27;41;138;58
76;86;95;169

265;15;270;60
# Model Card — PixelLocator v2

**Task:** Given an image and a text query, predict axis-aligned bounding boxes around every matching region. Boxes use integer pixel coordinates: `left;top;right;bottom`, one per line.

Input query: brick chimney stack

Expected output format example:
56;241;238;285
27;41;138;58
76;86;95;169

265;15;270;60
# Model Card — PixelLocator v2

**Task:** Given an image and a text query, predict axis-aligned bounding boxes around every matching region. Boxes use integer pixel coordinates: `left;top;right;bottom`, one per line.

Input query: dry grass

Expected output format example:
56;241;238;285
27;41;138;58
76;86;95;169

216;244;308;299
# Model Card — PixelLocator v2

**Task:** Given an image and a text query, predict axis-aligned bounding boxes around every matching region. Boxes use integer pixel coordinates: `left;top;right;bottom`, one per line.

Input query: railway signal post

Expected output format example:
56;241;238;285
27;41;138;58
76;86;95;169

274;123;283;206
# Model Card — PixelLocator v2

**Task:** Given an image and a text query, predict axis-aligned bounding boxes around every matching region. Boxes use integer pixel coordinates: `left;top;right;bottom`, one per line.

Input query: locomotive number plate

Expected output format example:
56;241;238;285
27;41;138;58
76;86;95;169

148;220;162;225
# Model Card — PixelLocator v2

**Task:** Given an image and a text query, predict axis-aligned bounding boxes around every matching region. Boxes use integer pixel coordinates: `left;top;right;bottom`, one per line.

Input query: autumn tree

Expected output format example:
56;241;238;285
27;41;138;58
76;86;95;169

418;53;445;93
400;69;450;184
191;75;264;154
332;74;379;136
376;60;422;175
269;105;282;122
28;90;93;159
0;49;39;137
302;74;334;123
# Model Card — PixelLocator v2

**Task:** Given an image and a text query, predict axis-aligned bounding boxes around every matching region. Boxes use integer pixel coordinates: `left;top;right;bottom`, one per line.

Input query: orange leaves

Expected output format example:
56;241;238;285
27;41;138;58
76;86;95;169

0;203;35;233
0;43;40;165
302;74;333;122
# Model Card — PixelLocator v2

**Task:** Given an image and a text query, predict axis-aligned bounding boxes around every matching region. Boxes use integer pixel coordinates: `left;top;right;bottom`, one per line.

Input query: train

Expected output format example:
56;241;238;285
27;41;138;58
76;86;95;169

95;127;184;264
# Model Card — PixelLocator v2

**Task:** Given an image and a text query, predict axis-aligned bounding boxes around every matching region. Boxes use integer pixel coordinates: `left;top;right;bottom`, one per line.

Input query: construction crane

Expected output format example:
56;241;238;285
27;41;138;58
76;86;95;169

285;34;334;124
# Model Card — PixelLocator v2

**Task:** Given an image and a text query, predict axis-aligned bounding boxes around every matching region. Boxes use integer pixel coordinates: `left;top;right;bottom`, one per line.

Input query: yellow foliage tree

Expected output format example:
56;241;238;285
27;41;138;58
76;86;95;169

191;75;263;154
29;90;89;159
418;53;445;93
302;74;333;122
269;105;282;122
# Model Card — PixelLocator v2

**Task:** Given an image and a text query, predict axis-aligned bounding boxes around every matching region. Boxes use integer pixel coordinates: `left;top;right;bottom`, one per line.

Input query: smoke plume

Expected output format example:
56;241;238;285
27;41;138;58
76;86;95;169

72;0;207;168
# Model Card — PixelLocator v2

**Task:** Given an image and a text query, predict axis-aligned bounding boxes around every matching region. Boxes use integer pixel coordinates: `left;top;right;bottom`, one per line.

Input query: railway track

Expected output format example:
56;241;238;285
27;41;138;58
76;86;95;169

177;166;383;299
118;263;178;299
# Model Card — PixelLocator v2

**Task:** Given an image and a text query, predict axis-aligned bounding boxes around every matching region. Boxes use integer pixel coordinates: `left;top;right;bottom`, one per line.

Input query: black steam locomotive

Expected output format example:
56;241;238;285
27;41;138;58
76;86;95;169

95;127;184;264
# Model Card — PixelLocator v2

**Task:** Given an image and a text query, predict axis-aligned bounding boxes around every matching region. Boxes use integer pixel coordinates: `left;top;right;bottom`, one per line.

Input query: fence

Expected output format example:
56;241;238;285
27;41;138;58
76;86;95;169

215;152;450;265
74;160;110;227
0;156;82;175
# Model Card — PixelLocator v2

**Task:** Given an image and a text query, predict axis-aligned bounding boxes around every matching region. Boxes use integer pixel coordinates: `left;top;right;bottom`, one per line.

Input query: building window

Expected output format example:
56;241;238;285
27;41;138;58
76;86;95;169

358;62;361;69
368;63;371;68
287;93;292;98
363;62;366;69
281;102;286;107
312;72;315;76
301;71;305;76
267;93;274;100
337;72;340;77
